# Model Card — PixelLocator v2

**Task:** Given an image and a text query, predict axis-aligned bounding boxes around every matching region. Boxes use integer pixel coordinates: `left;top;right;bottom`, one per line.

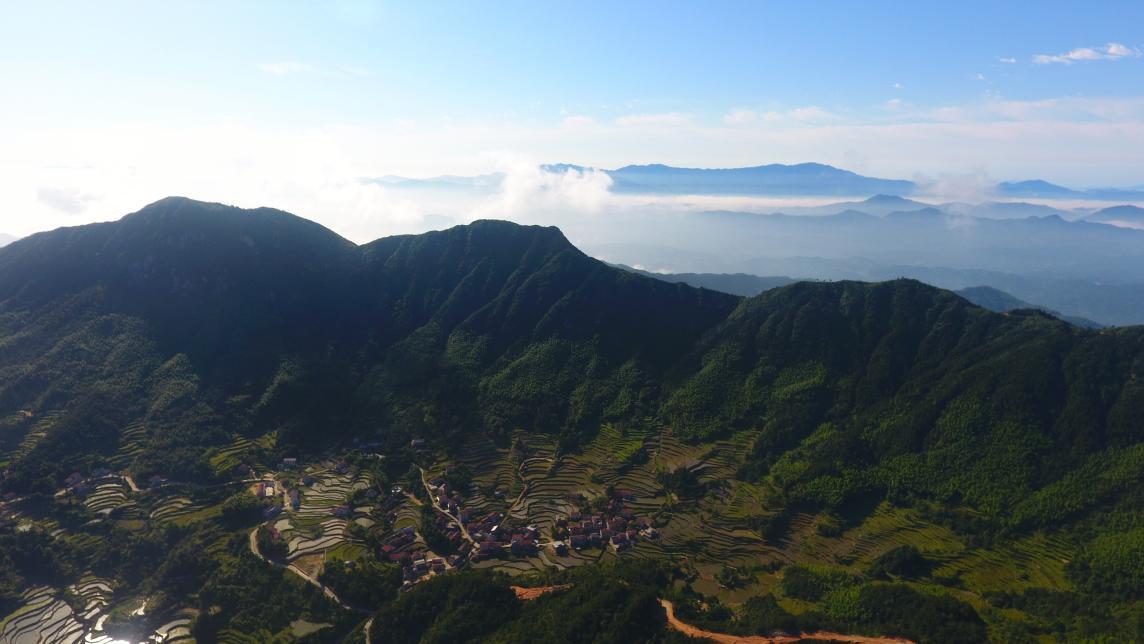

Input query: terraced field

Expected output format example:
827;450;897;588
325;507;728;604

0;586;86;644
149;495;204;524
69;576;114;623
0;410;63;468
271;466;377;562
82;480;130;516
207;432;276;476
109;419;149;470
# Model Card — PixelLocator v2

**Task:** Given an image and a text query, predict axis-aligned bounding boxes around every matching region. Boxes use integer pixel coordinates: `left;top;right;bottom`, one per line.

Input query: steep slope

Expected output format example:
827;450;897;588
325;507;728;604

667;280;1144;519
0;198;739;488
1;198;1142;527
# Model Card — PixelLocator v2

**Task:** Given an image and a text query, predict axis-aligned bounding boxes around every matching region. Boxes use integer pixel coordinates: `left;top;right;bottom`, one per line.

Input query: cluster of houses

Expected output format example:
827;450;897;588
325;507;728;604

251;474;303;518
552;490;658;553
428;475;465;515
60;467;116;496
378;525;462;585
469;512;539;562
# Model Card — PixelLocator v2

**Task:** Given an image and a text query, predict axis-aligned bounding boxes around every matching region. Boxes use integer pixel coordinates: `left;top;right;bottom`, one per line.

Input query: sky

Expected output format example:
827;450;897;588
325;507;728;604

2;1;1143;240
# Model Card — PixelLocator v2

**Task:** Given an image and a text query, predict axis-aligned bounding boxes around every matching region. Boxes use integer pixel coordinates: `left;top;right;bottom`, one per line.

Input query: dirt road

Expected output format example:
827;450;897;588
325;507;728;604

247;527;368;613
510;584;571;600
658;599;914;644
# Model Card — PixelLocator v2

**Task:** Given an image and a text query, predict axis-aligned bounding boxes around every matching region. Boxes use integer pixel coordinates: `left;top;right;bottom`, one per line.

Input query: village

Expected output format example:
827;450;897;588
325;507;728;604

247;438;662;592
0;425;681;642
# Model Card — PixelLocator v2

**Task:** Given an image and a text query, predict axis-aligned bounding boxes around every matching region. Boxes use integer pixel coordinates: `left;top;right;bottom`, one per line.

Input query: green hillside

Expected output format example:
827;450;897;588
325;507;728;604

1;198;1141;642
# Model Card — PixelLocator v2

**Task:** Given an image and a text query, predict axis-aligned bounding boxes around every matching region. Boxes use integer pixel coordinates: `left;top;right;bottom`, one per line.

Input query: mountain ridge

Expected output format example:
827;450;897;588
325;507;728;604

3;197;1143;641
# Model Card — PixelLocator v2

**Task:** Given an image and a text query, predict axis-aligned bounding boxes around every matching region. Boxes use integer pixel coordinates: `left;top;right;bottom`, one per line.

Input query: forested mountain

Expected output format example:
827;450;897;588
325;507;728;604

2;198;1142;642
2;197;1141;498
0;197;737;487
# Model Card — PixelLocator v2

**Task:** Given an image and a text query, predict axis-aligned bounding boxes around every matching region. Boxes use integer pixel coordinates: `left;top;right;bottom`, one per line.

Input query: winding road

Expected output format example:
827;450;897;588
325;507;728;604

419;467;477;547
247;527;371;615
658;599;914;644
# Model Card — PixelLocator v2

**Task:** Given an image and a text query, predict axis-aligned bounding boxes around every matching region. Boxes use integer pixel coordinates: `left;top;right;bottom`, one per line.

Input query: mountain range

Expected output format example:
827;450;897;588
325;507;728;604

2;197;1142;641
375;162;1144;201
618;266;1103;329
3;197;1141;511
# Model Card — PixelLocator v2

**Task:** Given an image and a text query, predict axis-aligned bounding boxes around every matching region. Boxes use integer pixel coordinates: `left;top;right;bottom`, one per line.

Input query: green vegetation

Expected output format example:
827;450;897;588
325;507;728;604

2;201;1143;639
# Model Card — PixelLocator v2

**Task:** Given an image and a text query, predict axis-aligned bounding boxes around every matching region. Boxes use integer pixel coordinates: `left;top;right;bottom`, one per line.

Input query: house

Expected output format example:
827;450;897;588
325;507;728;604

263;483;277;498
91;467;111;478
263;504;283;519
331;505;352;518
280;457;298;469
288;489;301;510
511;538;537;556
410;438;427;450
64;472;84;487
570;535;588;550
552;541;569;556
148;475;166;489
301;475;316;486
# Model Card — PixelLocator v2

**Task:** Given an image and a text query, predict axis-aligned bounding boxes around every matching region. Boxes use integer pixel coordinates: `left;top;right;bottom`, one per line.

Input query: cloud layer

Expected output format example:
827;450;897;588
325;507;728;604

1033;42;1141;64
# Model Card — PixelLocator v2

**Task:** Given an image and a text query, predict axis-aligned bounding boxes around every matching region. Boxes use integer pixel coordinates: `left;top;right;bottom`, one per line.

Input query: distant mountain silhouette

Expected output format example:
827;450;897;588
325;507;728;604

1088;205;1144;229
614;264;796;296
956;285;1101;328
604;163;916;196
998;180;1144;201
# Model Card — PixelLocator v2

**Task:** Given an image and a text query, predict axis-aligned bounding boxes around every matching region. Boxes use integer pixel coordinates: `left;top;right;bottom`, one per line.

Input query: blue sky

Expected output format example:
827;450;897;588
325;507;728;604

2;1;1143;239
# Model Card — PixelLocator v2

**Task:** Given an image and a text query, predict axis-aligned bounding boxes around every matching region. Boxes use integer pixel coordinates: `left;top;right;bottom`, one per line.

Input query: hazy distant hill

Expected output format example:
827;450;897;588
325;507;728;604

939;201;1073;220
956;285;1102;328
615;264;796;296
1088;205;1144;229
998;179;1144;201
603;163;916;196
372;162;1144;204
766;194;931;217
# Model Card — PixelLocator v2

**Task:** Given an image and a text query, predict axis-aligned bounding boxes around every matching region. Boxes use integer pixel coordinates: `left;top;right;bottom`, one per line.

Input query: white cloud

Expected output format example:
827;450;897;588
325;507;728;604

560;115;595;128
1032;42;1141;64
893;82;903;89
788;106;834;121
912;169;997;202
758;105;837;124
4;94;1144;240
258;62;371;78
722;109;757;125
258;62;315;76
469;155;614;222
998;57;1017;64
885;98;903;110
36;187;100;215
614;112;690;127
